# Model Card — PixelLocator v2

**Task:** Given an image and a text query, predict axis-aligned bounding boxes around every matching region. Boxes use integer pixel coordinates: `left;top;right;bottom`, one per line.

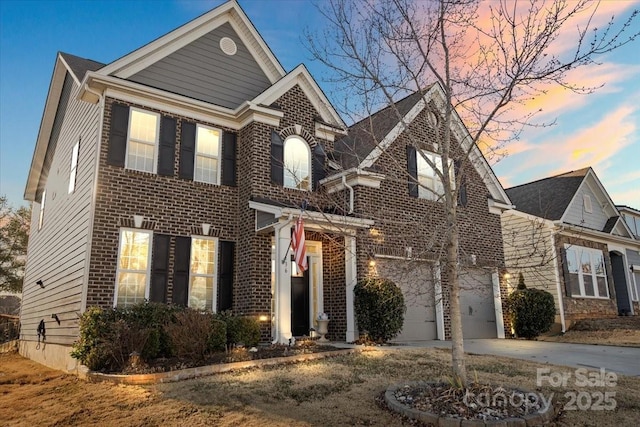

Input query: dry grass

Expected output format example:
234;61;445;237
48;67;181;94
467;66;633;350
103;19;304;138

1;348;639;426
539;317;640;347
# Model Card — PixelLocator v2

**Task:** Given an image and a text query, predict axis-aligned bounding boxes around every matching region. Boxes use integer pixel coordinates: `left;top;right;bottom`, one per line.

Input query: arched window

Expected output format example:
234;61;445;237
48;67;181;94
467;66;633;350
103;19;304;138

283;136;311;190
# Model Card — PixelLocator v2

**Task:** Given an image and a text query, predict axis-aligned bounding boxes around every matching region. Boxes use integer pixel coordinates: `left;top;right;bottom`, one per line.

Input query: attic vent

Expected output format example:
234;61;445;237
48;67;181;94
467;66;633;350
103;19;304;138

583;194;593;213
220;37;237;55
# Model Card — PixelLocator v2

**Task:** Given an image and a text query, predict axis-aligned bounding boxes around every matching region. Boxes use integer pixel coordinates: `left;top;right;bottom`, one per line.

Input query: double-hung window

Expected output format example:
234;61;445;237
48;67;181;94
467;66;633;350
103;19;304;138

115;229;152;307
68;140;80;194
126;108;160;173
195;125;221;184
564;245;609;298
417;150;454;201
189;237;218;310
283;136;311;190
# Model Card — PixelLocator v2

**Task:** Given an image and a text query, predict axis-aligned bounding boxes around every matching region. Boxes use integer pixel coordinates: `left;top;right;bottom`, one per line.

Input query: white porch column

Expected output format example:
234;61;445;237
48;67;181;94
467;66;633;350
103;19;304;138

492;271;506;339
434;263;445;340
273;219;293;344
345;234;357;342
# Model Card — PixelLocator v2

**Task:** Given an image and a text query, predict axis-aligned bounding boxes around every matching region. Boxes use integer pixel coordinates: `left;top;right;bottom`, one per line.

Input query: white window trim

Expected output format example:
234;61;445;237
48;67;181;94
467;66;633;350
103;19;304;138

630;269;639;302
125;107;160;174
114;228;152;307
188;235;219;311
194;124;222;185
68;139;80;194
564;244;609;299
416;150;454;201
283;135;312;191
38;190;46;230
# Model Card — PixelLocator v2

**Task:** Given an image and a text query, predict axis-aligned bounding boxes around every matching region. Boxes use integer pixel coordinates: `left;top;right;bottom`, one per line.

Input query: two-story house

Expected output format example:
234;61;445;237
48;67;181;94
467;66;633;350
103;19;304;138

21;0;512;372
501;168;640;333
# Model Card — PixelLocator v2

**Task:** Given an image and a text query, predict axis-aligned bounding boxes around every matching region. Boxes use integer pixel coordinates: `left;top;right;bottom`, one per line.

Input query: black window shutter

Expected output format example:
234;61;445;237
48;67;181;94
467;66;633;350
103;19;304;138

158;116;176;176
454;160;467;207
150;234;170;303
312;143;327;191
107;103;129;167
407;145;418;197
218;241;235;312
179;121;196;180
172;236;191;306
271;130;284;186
560;247;571;296
221;132;237;187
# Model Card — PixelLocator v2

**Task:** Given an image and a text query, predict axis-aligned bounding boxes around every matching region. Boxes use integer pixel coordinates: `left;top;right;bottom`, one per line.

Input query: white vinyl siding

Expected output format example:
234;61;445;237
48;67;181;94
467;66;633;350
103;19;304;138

68;140;79;194
194;125;221;184
283;136;311;190
417;150;454;201
125;108;160;173
188;237;218;311
565;245;609;298
114;229;152;307
21;72;100;346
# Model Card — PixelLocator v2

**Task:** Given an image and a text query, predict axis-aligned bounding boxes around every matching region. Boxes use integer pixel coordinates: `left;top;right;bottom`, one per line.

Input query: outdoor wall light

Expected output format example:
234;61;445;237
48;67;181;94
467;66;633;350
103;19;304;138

369;260;376;267
259;315;269;322
51;314;60;325
503;273;512;279
36;280;44;288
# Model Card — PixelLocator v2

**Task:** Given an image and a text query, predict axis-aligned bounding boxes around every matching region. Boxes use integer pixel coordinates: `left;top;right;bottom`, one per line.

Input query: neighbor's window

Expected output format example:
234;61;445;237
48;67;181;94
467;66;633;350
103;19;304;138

283;136;310;190
126;108;159;173
189;237;218;310
115;229;152;307
565;245;609;298
417;150;454;201
195;125;221;184
38;190;46;230
68;140;80;194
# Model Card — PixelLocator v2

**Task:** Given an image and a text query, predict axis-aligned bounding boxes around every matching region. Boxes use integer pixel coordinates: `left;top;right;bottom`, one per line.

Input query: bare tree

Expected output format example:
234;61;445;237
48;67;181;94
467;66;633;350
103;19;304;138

306;0;638;385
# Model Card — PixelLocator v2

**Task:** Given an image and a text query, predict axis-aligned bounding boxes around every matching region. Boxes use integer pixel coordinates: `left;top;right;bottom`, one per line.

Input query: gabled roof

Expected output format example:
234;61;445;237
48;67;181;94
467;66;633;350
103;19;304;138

505;168;589;220
335;90;426;168
333;83;510;204
602;216;620;233
251;64;345;128
96;0;284;83
58;52;104;85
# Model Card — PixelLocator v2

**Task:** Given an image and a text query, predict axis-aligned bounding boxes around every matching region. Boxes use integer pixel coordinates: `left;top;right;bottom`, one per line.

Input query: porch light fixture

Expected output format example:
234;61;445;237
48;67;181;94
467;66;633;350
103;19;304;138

369;260;376;267
504;273;511;279
259;315;269;322
36;280;45;288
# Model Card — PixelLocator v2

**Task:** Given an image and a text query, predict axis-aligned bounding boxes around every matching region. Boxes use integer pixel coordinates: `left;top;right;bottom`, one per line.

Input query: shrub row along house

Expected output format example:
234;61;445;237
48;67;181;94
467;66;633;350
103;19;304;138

20;0;514;371
502;168;640;332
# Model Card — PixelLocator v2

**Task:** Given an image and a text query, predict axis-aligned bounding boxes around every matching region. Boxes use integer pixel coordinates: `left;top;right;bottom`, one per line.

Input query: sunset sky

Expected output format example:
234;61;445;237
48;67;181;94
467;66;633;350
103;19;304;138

1;0;638;209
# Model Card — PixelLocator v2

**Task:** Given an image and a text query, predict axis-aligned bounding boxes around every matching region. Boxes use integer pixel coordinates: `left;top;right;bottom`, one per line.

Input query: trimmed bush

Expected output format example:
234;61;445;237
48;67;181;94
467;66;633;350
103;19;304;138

164;310;226;360
504;288;555;339
71;306;116;371
226;315;261;347
354;277;405;343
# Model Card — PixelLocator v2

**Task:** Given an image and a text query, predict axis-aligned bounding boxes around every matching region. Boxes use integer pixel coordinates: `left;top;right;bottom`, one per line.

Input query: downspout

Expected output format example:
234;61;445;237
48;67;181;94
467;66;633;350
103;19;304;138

342;175;354;214
550;229;566;333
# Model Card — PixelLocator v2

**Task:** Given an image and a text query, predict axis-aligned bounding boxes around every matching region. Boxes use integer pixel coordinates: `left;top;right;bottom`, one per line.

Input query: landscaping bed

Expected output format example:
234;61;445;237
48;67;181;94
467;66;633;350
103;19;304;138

538;316;640;347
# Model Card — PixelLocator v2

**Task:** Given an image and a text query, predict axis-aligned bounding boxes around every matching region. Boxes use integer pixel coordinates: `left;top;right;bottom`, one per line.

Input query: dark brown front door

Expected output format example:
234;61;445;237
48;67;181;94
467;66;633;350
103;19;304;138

291;264;310;336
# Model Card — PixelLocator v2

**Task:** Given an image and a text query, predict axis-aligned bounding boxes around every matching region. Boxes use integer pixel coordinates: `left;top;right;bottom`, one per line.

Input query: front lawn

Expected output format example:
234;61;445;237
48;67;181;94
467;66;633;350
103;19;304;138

1;348;639;426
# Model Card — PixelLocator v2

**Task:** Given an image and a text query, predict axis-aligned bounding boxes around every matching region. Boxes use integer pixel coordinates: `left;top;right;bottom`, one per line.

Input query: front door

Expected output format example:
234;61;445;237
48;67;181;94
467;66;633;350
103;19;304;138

291;262;310;336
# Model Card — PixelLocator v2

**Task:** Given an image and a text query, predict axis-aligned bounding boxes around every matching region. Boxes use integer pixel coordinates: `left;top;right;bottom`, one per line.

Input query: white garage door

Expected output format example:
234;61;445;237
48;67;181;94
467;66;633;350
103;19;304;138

459;269;497;339
376;259;437;342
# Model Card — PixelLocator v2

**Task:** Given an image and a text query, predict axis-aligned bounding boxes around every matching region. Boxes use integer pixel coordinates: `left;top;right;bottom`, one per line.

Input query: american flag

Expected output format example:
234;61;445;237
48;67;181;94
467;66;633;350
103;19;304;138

292;216;307;273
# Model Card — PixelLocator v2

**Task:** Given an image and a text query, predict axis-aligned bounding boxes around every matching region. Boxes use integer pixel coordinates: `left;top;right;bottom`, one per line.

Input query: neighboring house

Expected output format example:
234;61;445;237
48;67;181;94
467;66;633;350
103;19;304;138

21;0;512;372
502;168;640;332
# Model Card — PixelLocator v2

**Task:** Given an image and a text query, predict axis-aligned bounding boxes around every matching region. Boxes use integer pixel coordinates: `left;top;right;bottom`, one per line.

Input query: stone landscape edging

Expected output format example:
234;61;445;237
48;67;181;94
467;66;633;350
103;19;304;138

384;381;555;427
87;348;359;385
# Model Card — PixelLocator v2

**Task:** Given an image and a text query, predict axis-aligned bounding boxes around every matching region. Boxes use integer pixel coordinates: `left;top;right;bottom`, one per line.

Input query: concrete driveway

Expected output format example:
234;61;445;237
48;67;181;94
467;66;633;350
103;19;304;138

387;339;640;377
